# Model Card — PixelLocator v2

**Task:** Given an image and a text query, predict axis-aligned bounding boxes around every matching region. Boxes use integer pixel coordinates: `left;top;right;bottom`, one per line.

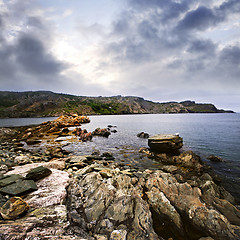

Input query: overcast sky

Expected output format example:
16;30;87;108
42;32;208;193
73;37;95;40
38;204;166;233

0;0;240;111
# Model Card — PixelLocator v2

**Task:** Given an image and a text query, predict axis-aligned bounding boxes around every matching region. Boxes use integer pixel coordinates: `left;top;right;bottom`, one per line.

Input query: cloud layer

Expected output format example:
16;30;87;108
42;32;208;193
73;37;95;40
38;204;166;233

0;0;240;110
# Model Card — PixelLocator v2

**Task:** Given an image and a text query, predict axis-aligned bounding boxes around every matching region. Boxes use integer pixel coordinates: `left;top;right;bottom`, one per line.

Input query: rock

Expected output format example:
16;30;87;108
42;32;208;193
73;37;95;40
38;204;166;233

0;197;29;220
14;155;32;165
198;238;214;240
24;169;69;208
0;193;7;207
25;166;52;181
145;170;239;240
110;230;127;240
0;205;81;239
137;132;149;139
0;174;23;187
79;131;93;142
0;179;38;196
0;164;8;174
92;128;111;137
67;170;159;239
148;134;183;153
213;198;240;225
146;188;185;239
207;155;224;162
25;138;42;145
174;151;203;173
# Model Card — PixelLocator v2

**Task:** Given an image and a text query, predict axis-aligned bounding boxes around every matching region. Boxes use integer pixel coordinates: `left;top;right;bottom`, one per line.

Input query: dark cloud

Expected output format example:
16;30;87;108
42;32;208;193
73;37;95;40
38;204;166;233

177;6;220;32
0;1;68;90
137;20;158;40
187;39;216;55
16;34;65;75
26;16;45;29
220;45;240;66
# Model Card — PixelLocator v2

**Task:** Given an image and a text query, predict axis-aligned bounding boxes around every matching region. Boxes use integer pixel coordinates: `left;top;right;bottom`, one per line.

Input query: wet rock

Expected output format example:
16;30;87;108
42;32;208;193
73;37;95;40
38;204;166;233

207;155;224;162
25;166;52;181
0;174;23;187
148;134;183;153
92;128;111;137
137;132;149;139
0;197;29;220
0;179;38;196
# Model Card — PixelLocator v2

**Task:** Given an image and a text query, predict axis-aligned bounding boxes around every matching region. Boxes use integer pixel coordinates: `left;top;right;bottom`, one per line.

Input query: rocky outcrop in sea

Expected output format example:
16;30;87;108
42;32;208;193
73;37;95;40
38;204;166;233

0;116;239;240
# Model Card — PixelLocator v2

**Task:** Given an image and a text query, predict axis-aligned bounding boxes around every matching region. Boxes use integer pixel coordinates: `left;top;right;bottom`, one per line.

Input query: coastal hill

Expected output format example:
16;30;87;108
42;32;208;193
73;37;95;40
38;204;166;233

0;91;234;118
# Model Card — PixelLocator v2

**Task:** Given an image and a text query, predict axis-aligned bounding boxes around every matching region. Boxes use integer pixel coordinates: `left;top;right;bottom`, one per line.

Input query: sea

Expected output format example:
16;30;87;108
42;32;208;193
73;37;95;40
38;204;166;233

0;113;239;201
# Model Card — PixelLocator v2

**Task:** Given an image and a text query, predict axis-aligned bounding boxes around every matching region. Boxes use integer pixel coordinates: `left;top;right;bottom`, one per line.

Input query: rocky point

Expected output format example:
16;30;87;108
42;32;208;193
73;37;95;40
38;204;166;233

0;115;239;240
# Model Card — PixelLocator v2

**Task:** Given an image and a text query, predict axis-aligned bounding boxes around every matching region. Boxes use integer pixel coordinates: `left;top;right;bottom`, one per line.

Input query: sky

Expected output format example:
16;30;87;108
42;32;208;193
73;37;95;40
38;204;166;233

0;0;240;111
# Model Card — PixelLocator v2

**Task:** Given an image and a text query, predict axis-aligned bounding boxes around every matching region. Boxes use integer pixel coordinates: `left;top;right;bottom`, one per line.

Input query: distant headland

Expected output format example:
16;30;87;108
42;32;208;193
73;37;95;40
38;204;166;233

0;91;235;118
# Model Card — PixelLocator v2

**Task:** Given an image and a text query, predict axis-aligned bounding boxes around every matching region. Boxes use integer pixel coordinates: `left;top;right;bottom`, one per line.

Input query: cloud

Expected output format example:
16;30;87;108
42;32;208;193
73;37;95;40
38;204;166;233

15;34;65;76
0;0;68;90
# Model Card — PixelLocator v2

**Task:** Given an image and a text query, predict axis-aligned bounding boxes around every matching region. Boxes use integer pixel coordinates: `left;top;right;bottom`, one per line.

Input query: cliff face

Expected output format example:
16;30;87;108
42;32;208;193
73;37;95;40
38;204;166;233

0;91;234;118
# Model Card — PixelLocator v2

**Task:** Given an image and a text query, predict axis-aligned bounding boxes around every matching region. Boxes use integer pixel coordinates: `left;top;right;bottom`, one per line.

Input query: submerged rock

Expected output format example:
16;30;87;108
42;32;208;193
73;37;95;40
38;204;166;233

148;134;183;153
0;197;29;220
208;155;224;162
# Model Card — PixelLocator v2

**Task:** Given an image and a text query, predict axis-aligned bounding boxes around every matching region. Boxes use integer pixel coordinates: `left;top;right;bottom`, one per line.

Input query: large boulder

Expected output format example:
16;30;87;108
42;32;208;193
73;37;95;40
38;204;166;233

148;134;183;153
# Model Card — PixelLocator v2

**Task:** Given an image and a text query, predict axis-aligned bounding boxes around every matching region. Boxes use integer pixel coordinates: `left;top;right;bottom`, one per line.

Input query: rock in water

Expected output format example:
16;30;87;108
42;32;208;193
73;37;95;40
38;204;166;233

25;166;52;181
0;180;38;196
137;132;150;138
207;155;224;162
148;134;183;153
0;197;29;220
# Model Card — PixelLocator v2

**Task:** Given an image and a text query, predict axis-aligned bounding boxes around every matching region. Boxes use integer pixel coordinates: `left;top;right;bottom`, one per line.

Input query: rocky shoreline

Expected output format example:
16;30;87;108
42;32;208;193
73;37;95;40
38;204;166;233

0;115;240;240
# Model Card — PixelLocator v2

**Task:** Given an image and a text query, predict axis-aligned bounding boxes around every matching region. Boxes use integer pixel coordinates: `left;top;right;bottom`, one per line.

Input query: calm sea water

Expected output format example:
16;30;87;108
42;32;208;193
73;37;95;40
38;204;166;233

0;114;239;200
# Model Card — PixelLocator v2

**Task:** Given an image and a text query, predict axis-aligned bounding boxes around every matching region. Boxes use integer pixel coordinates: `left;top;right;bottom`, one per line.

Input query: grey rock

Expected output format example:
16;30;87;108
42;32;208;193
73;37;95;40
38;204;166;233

25;166;52;181
0;174;23;187
0;179;38;196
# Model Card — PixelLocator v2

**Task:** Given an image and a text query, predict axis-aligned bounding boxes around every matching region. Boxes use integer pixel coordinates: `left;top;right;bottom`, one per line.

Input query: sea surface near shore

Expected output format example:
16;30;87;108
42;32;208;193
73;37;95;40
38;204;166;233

0;113;239;201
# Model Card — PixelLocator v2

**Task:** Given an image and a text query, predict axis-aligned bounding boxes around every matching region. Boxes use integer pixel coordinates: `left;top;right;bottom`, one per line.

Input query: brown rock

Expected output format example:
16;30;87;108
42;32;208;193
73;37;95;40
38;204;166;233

0;197;29;220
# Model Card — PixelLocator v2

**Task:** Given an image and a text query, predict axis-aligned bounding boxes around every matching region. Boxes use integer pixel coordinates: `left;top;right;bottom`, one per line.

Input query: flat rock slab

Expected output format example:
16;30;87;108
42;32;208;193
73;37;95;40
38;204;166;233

0;174;23;187
0;179;38;196
148;134;183;153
